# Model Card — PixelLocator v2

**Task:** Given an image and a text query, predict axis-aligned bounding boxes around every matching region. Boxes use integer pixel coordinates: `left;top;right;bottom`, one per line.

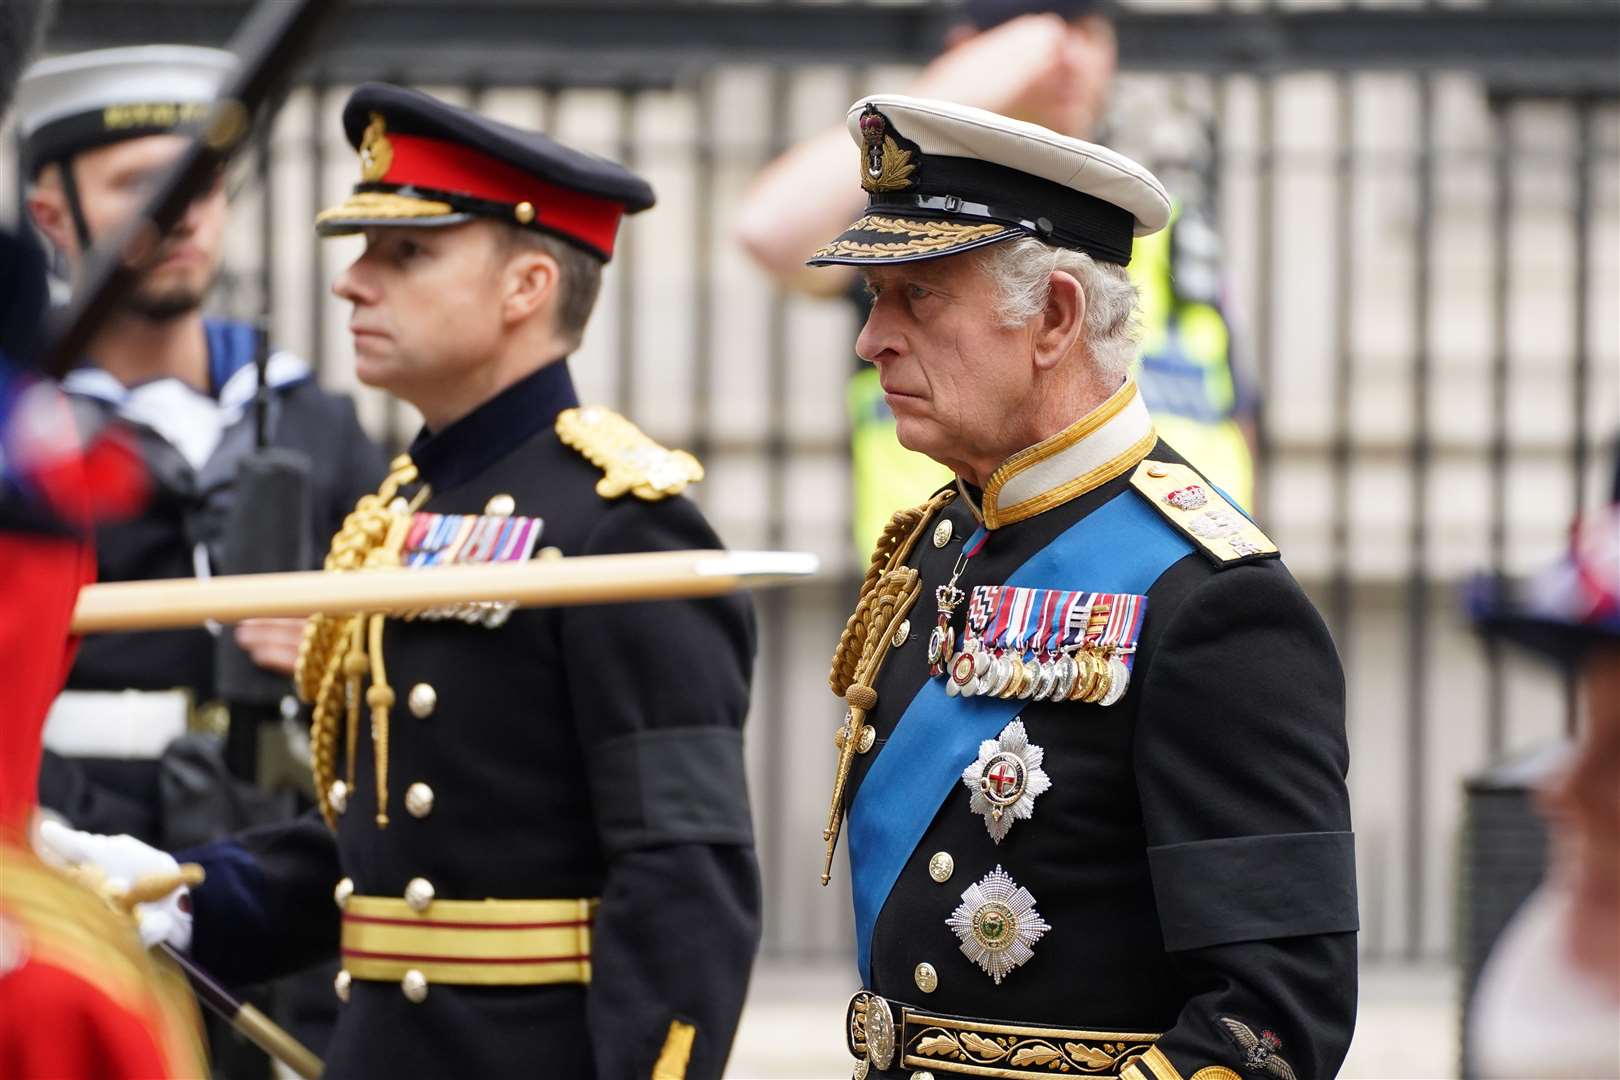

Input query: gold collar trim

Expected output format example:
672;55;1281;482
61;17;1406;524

981;379;1156;529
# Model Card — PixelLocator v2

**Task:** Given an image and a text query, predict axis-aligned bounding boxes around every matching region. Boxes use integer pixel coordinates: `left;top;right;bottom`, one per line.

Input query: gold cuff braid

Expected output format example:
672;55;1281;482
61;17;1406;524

296;456;421;829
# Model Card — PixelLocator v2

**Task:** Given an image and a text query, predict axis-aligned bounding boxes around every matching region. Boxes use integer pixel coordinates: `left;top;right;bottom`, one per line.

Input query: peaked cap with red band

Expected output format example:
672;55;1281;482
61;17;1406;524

315;83;654;261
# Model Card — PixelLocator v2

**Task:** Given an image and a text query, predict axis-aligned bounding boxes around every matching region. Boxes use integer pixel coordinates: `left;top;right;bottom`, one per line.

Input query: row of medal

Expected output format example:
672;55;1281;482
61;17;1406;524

397;511;544;627
930;585;1147;707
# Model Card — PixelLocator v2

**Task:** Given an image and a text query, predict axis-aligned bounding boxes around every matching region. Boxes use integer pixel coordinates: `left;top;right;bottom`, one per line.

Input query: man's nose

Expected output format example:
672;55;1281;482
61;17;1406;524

332;257;372;305
855;306;901;366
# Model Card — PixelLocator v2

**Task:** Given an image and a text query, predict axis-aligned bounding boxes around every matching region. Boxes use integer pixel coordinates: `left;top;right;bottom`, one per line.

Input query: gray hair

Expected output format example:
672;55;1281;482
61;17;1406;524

975;236;1140;382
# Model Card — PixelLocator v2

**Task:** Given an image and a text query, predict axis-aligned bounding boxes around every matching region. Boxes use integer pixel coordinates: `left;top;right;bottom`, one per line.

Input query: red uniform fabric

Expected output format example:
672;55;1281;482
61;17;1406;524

0;947;175;1079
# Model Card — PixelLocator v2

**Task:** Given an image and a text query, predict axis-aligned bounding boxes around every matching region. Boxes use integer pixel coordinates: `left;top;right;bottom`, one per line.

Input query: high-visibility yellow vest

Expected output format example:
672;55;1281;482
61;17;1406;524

847;206;1252;553
1126;202;1254;511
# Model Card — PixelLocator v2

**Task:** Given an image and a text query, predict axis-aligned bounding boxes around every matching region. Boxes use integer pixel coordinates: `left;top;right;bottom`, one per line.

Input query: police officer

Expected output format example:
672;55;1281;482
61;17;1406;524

14;46;390;845
43;84;763;1079
735;0;1256;553
811;96;1357;1079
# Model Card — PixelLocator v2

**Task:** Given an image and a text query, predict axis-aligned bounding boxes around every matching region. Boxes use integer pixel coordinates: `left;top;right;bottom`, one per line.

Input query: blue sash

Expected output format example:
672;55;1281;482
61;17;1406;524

847;488;1196;982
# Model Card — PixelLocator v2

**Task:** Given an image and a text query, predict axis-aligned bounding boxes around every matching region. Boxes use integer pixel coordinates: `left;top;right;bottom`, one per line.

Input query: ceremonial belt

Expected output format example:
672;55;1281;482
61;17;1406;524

43;688;202;758
848;490;1195;981
846;991;1162;1079
341;895;597;985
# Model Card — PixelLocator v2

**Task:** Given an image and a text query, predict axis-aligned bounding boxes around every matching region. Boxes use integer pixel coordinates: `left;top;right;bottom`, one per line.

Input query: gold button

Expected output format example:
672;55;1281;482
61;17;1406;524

405;782;435;819
328;780;348;815
333;877;354;910
891;619;910;648
408;683;437;719
856;726;876;754
932;519;953;548
1146;463;1168;478
401;968;429;1003
484;493;516;516
928;851;954;883
513;202;536;225
404;877;435;913
539;545;563;561
914;962;938;994
913;1071;936;1080
334;969;351;1003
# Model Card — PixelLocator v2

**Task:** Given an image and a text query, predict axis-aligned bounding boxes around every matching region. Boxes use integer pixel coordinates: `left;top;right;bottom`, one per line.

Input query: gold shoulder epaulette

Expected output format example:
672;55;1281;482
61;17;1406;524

556;406;703;502
1130;459;1278;566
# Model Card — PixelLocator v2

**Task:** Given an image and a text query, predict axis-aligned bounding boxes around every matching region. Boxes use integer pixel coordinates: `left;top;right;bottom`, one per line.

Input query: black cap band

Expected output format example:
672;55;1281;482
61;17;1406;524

24;101;212;177
869;153;1134;264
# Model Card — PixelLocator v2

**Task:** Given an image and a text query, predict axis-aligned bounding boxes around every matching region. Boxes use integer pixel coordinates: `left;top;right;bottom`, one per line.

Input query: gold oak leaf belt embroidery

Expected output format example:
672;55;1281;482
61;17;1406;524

847;488;1201;983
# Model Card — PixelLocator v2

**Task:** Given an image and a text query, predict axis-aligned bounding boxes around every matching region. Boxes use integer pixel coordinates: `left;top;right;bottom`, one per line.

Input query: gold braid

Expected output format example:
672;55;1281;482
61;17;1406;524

828;488;955;696
817;487;954;884
297;456;420;829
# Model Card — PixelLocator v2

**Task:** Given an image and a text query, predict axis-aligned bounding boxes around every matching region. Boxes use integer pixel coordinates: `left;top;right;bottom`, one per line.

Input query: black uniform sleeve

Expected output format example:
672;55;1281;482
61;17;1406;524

179;811;342;987
557;496;761;1080
1128;563;1358;1080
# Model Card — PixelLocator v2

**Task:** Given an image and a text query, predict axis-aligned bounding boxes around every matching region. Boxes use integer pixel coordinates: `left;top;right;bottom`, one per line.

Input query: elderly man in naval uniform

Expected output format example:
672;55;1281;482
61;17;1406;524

814;96;1358;1080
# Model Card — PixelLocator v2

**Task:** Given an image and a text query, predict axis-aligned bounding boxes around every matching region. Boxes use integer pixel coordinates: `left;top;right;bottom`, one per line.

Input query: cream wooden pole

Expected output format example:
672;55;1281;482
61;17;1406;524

71;550;820;634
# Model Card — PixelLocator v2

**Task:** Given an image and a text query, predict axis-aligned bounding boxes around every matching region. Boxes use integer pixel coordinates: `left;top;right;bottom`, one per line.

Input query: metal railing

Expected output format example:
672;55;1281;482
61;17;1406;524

7;0;1618;963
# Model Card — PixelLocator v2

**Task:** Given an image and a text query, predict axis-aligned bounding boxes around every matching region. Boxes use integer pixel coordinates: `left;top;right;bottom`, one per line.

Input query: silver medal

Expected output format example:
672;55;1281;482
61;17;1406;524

960;718;1052;843
945;864;1052;984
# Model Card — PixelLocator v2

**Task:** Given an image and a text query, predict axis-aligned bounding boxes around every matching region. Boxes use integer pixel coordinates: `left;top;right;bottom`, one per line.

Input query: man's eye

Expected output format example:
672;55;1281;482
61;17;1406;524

906;284;930;301
395;240;423;260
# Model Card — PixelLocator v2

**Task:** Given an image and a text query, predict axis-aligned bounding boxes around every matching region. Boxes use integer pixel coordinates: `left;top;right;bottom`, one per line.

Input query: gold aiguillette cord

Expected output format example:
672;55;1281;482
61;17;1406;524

820;567;921;885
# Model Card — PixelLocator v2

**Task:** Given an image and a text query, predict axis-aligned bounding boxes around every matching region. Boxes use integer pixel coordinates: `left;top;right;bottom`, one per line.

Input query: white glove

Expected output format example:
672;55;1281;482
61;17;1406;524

36;819;194;952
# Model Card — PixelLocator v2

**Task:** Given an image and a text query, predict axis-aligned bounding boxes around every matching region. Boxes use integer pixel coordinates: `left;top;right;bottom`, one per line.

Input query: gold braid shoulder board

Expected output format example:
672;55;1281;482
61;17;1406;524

295;456;421;829
555;406;704;502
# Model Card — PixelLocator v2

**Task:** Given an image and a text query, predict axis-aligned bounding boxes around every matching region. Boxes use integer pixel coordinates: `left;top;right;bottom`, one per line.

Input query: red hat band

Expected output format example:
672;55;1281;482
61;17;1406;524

380;132;625;258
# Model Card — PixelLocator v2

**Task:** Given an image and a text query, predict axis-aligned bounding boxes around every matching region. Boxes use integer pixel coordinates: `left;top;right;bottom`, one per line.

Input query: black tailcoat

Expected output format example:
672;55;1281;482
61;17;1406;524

188;361;762;1079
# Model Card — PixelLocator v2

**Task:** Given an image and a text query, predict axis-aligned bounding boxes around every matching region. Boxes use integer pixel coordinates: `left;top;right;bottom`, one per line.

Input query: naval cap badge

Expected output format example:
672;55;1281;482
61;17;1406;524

946;865;1051;984
858;104;918;194
961;718;1051;843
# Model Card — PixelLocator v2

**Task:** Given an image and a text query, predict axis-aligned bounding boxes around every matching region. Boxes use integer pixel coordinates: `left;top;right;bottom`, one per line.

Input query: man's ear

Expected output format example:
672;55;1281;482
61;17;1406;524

501;246;560;325
25;171;76;259
1032;269;1085;372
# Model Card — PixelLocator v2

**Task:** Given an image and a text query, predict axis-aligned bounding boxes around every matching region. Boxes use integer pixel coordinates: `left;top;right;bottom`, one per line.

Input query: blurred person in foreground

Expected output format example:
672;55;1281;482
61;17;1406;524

40;83;762;1079
15;45;388;849
815;95;1355;1080
736;0;1255;553
1466;482;1620;1078
1;4;204;1074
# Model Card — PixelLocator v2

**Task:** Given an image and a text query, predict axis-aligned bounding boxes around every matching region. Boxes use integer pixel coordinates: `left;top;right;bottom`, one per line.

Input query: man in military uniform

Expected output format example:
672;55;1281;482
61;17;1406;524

736;0;1256;554
812;96;1356;1080
15;46;389;845
43;85;763;1078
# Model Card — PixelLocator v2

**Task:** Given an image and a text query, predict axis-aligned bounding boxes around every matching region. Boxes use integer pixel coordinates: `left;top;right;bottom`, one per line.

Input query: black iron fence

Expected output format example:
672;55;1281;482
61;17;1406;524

7;0;1618;963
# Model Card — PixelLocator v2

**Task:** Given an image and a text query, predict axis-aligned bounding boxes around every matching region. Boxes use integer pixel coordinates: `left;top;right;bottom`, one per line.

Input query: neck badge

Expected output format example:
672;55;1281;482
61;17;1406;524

946;865;1051;984
961;719;1051;843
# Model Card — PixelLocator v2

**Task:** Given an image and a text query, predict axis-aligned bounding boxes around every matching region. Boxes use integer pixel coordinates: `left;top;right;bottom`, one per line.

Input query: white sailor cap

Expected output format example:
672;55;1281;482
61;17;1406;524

14;45;236;176
808;94;1170;268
